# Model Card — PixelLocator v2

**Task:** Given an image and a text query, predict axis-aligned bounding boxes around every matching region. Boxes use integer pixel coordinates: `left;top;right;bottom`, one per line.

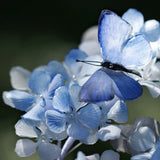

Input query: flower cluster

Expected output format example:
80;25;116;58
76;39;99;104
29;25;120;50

2;8;160;160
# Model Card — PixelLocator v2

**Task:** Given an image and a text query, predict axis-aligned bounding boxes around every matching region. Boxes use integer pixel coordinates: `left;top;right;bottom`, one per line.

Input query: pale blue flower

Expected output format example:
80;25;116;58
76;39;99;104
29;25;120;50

45;84;101;140
3;61;68;121
15;119;67;160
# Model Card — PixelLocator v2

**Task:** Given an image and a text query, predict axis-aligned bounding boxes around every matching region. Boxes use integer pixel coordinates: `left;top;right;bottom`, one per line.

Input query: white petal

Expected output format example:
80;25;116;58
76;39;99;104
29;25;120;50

10;66;30;90
15;139;37;157
79;40;101;56
98;125;121;141
140;80;160;98
81;26;98;42
15;119;37;138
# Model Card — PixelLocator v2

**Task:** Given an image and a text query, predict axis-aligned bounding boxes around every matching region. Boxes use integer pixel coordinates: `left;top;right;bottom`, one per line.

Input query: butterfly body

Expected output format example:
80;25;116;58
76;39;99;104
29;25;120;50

79;10;152;102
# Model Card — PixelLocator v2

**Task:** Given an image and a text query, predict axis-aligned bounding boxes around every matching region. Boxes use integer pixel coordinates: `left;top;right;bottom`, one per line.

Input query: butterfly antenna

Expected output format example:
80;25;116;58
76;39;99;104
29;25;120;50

76;59;102;66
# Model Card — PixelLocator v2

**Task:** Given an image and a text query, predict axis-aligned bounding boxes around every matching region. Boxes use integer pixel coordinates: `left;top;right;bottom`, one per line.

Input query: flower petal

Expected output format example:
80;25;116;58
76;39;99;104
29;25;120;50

47;74;64;98
15;119;37;138
10;66;31;90
38;141;61;160
142;19;160;42
122;8;144;33
140;80;160;98
98;125;121;141
101;150;120;160
22;101;45;121
46;60;69;80
3;90;35;111
15;139;37;157
77;104;101;128
52;86;71;113
29;70;51;94
67;122;89;139
129;126;156;152
45;110;66;133
107;100;128;123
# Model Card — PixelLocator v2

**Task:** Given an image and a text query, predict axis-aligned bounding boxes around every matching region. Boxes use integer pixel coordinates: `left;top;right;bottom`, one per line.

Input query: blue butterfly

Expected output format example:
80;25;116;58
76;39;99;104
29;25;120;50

79;10;152;102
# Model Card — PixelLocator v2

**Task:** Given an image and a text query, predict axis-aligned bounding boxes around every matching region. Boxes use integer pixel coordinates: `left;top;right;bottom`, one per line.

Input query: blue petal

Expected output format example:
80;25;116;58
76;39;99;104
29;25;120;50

45;110;66;133
45;60;69;80
38;142;61;160
65;49;87;76
52;86;71;113
101;150;120;160
98;9;132;63
122;8;144;33
47;74;64;98
29;70;51;95
3;90;35;111
77;104;101;128
121;34;152;67
67;121;89;139
22;102;45;121
79;69;114;102
104;68;143;101
69;84;86;111
107;100;128;123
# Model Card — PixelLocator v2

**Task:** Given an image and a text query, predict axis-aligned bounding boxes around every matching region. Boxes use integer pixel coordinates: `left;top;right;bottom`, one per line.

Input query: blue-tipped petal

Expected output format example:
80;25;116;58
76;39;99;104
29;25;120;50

52;86;71;113
67;121;89;140
107;100;128;123
22;102;45;121
38;142;61;160
3;90;35;111
15;139;37;157
45;110;66;133
65;49;87;76
98;9;132;63
46;60;69;80
121;34;152;68
98;125;121;141
47;74;64;98
77;104;101;128
129;126;156;152
122;8;144;33
29;70;51;95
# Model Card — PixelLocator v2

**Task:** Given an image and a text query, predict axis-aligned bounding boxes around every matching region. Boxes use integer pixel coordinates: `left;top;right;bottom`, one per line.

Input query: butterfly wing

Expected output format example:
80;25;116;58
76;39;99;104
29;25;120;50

98;10;152;68
104;68;143;101
98;9;132;64
120;34;152;68
79;69;114;102
79;68;142;102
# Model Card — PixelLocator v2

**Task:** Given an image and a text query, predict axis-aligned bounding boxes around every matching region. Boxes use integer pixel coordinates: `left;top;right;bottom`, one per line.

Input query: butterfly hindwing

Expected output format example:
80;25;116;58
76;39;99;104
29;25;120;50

79;69;114;102
103;68;143;101
79;68;142;102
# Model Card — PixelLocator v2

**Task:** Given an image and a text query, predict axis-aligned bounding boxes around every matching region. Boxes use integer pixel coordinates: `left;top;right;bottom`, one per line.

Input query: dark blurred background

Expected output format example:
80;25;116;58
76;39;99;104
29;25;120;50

0;0;160;159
